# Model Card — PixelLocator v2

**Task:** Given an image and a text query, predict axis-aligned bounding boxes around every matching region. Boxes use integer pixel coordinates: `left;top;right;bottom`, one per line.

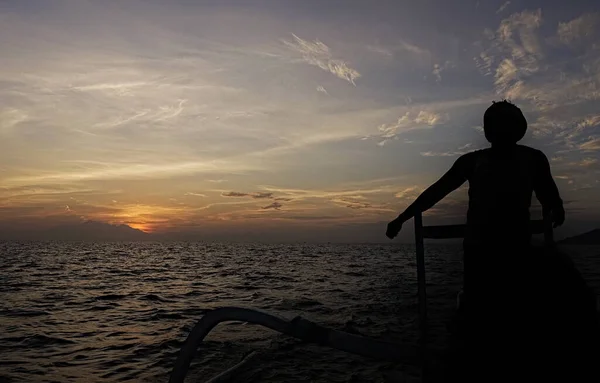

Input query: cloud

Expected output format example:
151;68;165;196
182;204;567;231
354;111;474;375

257;185;395;203
397;41;430;56
367;40;430;60
421;151;459;157
4;160;255;185
316;85;329;95
577;158;598;167
474;52;494;76
432;61;454;82
576;115;600;130
252;192;273;199
420;143;474;157
414;110;446;125
282;34;361;85
95;99;188;129
377;112;412;139
394;186;422;199
478;9;543;99
366;45;394;57
329;197;393;212
221;191;274;199
0;108;28;129
580;137;600;151
496;1;511;14
557;13;599;44
331;197;371;210
262;201;282;210
185;192;206;197
374;110;449;145
221;191;250;197
474;9;600;131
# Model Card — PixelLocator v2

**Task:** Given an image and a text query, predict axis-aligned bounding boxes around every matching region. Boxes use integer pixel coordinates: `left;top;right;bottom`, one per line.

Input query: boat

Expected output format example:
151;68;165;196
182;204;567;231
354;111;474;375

169;214;599;382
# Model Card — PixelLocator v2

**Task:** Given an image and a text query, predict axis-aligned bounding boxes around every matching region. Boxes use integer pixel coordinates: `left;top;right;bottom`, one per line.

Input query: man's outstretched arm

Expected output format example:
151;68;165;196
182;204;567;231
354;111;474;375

534;151;565;228
387;156;469;238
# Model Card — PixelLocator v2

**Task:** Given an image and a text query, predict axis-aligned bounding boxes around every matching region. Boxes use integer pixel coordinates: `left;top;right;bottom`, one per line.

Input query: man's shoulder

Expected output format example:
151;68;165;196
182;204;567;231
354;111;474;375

516;144;543;154
458;148;489;161
454;149;488;172
516;145;547;160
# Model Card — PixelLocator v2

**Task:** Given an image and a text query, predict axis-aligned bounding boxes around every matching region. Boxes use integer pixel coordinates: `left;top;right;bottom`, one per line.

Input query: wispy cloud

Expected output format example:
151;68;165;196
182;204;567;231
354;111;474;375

475;9;600;130
316;85;329;95
221;191;274;199
374;110;449;145
0;108;28;130
4;160;256;185
576;158;598;167
397;40;430;56
262;201;282;210
580;138;600;151
421;143;475;157
185;192;207;197
282;34;361;85
394;186;422;199
432;61;454;82
557;13;599;44
414;110;447;125
496;1;511;14
221;191;252;198
256;185;397;209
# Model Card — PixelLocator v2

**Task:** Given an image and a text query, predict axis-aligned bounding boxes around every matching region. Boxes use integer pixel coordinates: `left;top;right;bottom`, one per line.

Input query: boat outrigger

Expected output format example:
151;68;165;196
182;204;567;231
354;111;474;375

169;214;598;382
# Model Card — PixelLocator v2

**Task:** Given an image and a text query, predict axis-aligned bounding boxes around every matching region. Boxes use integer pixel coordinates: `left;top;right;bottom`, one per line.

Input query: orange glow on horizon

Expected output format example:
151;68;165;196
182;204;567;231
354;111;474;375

127;222;153;233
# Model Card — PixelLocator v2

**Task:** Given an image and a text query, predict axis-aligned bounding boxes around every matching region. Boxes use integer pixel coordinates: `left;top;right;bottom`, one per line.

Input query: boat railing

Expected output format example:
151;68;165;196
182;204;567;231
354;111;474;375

413;213;554;381
168;307;433;383
413;213;554;341
170;215;554;383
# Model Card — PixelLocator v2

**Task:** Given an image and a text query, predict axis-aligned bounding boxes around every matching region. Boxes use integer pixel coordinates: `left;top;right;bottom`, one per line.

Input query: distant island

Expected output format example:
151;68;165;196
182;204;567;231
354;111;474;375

45;221;150;241
558;229;600;245
1;220;599;244
0;220;150;242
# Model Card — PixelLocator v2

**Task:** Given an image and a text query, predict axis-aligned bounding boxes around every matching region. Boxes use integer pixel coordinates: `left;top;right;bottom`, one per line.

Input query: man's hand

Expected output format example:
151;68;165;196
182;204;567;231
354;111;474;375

386;218;403;239
551;206;565;228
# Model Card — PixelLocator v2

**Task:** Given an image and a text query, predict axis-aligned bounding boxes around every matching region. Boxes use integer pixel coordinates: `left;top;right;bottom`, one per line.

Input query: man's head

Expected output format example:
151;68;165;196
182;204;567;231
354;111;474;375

483;100;527;145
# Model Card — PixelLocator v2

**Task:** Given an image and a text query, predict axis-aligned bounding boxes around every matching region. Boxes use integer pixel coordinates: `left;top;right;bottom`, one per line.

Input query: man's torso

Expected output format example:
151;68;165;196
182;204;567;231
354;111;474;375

459;145;542;245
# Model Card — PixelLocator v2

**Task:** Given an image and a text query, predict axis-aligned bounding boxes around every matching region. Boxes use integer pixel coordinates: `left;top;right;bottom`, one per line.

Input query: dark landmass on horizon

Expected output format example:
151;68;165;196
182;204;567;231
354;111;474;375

0;221;149;242
0;219;599;244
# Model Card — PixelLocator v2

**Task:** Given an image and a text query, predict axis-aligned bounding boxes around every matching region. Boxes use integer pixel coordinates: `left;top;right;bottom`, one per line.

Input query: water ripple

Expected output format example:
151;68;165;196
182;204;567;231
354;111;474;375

1;242;596;382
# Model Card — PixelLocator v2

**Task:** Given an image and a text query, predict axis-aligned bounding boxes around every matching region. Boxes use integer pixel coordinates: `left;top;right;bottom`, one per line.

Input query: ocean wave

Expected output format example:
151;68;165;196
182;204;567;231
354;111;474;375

0;242;595;382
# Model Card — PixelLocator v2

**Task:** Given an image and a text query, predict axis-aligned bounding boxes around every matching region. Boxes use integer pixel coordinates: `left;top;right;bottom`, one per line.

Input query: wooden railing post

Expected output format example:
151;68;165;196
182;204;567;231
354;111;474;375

414;213;427;337
414;212;428;381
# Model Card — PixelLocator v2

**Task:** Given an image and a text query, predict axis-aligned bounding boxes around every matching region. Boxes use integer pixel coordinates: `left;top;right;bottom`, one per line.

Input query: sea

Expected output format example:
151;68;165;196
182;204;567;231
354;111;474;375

1;242;598;383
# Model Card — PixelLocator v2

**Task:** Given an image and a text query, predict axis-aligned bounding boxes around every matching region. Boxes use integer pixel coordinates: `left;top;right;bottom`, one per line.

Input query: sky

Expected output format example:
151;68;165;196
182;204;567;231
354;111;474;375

1;0;599;242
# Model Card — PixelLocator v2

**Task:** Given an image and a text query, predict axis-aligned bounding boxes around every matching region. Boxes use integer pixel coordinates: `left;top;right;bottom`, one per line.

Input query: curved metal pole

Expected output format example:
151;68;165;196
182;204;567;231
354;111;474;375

169;307;437;383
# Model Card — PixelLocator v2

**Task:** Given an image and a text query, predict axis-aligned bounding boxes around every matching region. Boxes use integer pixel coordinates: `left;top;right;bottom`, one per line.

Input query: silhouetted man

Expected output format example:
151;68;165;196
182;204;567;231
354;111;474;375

386;100;564;284
385;100;570;380
386;100;564;236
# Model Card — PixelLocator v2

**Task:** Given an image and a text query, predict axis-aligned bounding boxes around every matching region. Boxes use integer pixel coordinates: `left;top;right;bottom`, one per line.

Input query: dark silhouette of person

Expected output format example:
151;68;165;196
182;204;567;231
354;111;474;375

385;100;565;302
383;101;600;381
386;100;564;242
